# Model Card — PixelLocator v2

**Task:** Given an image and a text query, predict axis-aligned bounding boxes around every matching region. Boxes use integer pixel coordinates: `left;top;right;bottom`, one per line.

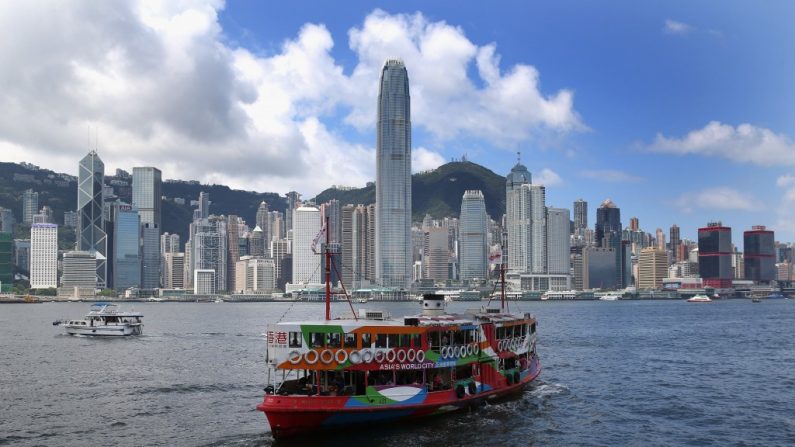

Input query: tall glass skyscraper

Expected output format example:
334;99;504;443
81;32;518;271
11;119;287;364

459;190;488;281
132;167;162;227
375;59;412;288
505;162;531;273
112;204;140;290
78;150;107;288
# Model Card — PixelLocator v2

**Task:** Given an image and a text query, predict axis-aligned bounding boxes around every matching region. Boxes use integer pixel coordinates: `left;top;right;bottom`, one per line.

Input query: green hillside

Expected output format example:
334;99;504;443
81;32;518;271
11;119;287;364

315;161;506;220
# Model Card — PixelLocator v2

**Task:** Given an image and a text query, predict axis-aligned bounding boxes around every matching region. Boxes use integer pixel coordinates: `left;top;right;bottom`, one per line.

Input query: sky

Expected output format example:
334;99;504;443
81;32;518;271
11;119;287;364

1;0;794;244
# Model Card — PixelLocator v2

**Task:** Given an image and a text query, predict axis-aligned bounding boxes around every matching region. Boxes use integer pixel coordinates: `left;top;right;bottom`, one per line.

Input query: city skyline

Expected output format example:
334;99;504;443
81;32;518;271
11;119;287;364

0;3;792;242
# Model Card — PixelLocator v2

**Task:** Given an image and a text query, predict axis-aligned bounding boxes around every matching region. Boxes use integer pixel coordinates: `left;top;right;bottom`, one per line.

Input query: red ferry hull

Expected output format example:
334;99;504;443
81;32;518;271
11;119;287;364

257;357;541;439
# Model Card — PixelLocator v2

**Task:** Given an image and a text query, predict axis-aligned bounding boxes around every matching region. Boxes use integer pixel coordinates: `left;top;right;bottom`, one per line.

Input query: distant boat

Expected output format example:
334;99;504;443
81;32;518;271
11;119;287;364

53;302;143;336
752;297;761;303
599;294;620;301
687;294;712;303
214;298;225;303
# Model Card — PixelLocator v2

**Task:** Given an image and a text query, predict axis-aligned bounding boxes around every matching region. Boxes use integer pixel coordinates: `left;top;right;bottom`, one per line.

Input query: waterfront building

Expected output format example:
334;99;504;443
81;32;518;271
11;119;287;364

234;256;275;294
13;239;30;274
573;199;587;232
190;216;227;292
638;247;668;289
744;226;775;283
292;206;321;285
249;226;265;257
30;223;57;289
160;232;180;286
132;167;162;227
341;205;355;289
22;189;38;224
141;222;160;289
271;238;291;290
0;232;11;292
459;190;488;281
163;252;185;289
285;191;301;233
584;247;617;290
670;224;682;262
112;204;141;290
256;201;270;245
227;215;241;291
776;261;793;282
505;162;531;273
595;199;627;287
698;222;733;289
375;59;412;289
77;150;107;288
423;227;449;282
547;208;571;275
529;185;547;274
61;251;97;292
194;269;216;295
268;211;284;242
655;228;666;252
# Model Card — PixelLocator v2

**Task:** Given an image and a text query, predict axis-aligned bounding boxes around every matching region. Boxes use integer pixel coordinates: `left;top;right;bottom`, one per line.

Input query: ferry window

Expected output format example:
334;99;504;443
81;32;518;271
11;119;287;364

496;327;504;339
387;334;398;348
521;325;527;336
289;332;302;348
310;332;325;348
375;334;387;348
512;326;519;338
430;332;441;351
453;331;465;345
361;333;372;348
441;332;451;346
410;333;421;348
399;334;410;347
531;323;536;334
343;333;357;348
328;333;341;348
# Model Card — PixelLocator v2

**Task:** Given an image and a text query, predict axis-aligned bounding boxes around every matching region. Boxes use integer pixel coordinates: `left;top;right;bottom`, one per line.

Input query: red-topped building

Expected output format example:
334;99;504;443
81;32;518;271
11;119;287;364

698;222;733;288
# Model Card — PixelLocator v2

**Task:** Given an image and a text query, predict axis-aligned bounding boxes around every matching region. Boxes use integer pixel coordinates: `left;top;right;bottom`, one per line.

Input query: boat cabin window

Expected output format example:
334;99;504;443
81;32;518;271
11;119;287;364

375;334;387;348
453;330;465;345
399;334;410;347
361;333;371;348
429;331;441;352
289;332;302;348
410;333;421;348
343;333;357;348
310;332;325;348
327;333;341;348
531;323;536;334
387;334;398;348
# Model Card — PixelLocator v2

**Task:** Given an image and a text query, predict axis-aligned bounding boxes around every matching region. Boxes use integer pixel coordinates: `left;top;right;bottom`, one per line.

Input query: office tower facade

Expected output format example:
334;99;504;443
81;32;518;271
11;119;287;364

30;223;58;289
0;207;15;233
194;269;216;295
375;59;412;289
573;199;587;232
191;216;227;292
198;192;210;219
744;225;775;283
13;239;30;274
234;256;275;294
22;189;39;224
163;252;185;289
321;200;342;244
584;247;617;289
655;228;665;252
33;206;54;224
595;198;624;287
698;222;733;288
112;204;141;290
366;204;377;282
529;185;547;274
271;238;291;290
547;208;571;275
341;205;355;289
160;232;180;286
249;226;265;257
670;224;682;262
638;247;668;289
61;251;97;290
629;217;639;232
423;227;449;281
132;167;162;227
256;201;269;245
63;211;78;228
268;211;284;242
285;191;301;233
226;215;241;291
77;150;107;288
292;206;321;285
0;232;11;292
459;190;488;281
506;162;531;272
141;222;160;289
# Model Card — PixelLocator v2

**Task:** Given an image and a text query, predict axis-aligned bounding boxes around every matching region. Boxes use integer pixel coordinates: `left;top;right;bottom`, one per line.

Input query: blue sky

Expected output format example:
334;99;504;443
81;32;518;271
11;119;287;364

216;1;795;244
1;1;793;244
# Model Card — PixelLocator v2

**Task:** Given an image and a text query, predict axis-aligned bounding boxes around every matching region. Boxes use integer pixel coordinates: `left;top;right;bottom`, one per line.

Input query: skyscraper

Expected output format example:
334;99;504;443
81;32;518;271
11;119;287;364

638;247;668;289
256;201;269;245
423;228;449;281
285;191;301;233
505;162;531;272
459;190;488;281
529;184;547;274
292;206;321;285
698;222;733;289
744;225;775;283
112;204;141;290
227;215;241;291
0;232;12;292
30;223;58;289
190;216;227;292
546;207;571;275
629;217;640;232
670;224;682;262
595;198;625;287
141;222;160;289
22;189;38;224
163;252;185;289
77;151;107;288
375;59;412;289
132;167;162;227
198;192;210;219
573;199;587;232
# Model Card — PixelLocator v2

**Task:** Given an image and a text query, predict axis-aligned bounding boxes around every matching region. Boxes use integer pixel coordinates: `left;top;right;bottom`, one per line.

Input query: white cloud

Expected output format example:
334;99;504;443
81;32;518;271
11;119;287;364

675;187;761;213
534;168;562;186
647;121;795;166
776;174;795;188
580;169;640;183
0;3;581;196
663;19;694;35
412;147;445;173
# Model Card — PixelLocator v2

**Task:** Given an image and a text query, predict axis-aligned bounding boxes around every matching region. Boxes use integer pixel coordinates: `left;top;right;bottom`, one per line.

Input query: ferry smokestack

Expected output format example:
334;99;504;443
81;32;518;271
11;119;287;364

421;294;445;316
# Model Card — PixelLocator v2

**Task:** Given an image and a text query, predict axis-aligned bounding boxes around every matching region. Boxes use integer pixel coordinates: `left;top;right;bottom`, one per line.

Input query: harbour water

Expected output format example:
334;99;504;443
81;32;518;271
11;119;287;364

2;299;794;446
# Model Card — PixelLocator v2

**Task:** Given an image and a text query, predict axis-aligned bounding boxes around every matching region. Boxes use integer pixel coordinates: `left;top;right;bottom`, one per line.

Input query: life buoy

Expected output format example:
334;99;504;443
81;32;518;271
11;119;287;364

335;349;349;364
466;344;474;356
416;350;426;363
304;350;319;365
473;344;480;355
374;350;385;363
406;349;416;362
385;349;397;363
396;349;407;363
287;350;302;364
440;346;449;358
320;349;334;364
349;350;362;364
468;381;477;395
361;349;374;363
498;340;505;351
451;346;459;357
455;384;465;399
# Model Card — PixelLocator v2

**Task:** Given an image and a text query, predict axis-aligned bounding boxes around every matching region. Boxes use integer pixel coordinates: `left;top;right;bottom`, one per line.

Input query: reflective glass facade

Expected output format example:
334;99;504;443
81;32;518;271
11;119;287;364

113;205;140;290
459;190;488;281
78;151;107;287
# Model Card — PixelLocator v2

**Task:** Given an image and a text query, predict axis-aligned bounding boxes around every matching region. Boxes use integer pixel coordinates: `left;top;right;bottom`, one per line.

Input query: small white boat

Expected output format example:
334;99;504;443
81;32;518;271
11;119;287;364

599;294;620;301
214;298;225;303
687;294;712;303
54;302;143;336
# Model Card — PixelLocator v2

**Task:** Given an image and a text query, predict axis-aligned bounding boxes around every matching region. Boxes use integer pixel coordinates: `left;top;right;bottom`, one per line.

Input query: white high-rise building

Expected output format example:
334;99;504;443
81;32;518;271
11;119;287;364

194;269;216;295
30;223;58;289
190;216;227;292
235;256;275;294
505;162;531;273
546;208;571;275
292;206;321;285
529;184;547;274
376;59;412;288
459;190;488;281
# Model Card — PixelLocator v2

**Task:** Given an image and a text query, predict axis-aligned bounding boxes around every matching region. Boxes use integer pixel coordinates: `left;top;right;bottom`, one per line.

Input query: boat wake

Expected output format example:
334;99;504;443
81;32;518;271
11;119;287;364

528;382;570;399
